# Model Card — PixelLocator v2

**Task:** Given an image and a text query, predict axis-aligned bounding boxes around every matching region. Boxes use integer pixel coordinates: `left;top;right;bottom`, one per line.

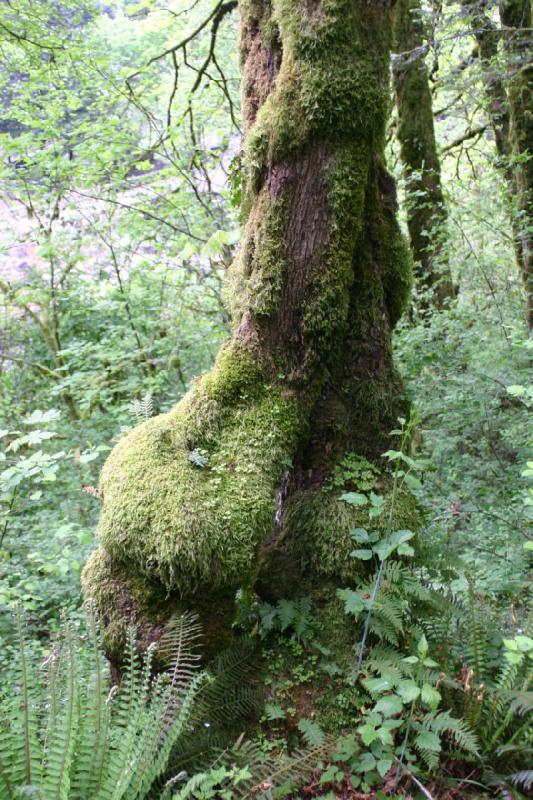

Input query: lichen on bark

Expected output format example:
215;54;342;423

82;0;414;665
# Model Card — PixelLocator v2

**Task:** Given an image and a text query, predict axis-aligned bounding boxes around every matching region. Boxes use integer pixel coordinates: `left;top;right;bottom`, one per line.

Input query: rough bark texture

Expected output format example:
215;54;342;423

82;0;415;664
392;0;455;306
463;0;532;329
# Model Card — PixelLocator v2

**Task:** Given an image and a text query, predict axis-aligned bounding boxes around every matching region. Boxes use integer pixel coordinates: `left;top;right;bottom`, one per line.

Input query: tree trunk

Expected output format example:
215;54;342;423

500;0;533;330
82;0;416;664
463;0;532;329
392;0;455;307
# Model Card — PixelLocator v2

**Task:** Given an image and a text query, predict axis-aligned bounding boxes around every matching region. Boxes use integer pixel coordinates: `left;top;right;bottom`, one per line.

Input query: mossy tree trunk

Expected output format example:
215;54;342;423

82;0;415;664
463;0;532;330
392;0;455;307
500;0;533;330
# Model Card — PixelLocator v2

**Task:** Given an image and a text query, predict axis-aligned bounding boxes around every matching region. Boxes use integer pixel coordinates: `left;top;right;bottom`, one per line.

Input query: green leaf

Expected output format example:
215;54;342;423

358;723;379;745
79;451;100;464
417;634;429;657
25;409;61;425
350;549;374;560
363;676;395;694
340;492;368;507
337;588;365;617
350;528;370;542
397;543;415;556
421;683;441;710
376;757;393;778
397;681;421;703
357;751;376;772
373;694;403;716
373;530;415;560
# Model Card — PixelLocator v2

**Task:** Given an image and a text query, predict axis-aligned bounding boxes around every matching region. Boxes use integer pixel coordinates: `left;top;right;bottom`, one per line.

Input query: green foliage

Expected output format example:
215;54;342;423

328;453;380;492
236;595;316;644
0;606;206;800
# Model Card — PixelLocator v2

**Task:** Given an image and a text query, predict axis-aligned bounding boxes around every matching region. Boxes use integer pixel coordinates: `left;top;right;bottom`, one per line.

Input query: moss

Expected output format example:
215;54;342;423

230;192;289;320
258;475;418;601
281;483;418;584
96;344;303;598
243;0;392;189
82;547;237;664
379;208;414;326
298;146;369;358
81;547;170;665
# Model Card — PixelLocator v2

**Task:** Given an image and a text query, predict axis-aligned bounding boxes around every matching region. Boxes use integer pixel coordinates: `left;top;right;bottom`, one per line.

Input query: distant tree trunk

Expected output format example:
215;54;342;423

463;0;532;329
392;0;455;307
82;0;416;664
500;0;533;330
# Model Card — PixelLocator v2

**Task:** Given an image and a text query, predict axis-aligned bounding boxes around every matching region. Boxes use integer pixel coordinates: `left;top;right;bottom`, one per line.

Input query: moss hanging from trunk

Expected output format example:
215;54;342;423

82;0;414;666
392;0;454;307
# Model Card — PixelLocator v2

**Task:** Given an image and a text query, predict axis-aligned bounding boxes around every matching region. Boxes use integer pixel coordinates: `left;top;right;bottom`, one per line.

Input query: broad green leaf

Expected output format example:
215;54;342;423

397;681;421;703
421;683;441;709
373;694;403;716
350;549;374;560
340;492;368;507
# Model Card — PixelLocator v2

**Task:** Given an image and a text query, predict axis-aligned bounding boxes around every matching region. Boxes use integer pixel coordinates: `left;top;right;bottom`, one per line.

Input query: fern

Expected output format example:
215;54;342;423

425;710;480;756
297;718;325;747
217;736;334;799
129;393;154;422
510;770;533;792
0;605;205;800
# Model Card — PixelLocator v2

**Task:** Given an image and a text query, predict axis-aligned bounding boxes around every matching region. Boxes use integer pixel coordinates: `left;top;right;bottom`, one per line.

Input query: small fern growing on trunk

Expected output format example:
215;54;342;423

0;605;205;800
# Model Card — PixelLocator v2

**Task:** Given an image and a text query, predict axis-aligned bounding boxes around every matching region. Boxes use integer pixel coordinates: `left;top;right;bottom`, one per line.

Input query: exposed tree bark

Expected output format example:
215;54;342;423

392;0;455;307
463;0;532;329
82;0;415;664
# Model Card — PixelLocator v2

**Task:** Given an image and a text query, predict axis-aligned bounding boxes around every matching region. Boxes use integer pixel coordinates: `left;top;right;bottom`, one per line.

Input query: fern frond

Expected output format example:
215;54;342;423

41;620;80;800
297;718;325;747
223;737;334;799
70;607;111;800
505;690;533;717
510;770;533;792
129;393;154;422
157;612;203;698
197;640;261;726
427;710;480;756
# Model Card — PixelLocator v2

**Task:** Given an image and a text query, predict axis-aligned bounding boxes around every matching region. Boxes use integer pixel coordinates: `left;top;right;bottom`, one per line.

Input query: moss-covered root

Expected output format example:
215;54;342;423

82;548;236;666
95;344;301;600
258;481;419;600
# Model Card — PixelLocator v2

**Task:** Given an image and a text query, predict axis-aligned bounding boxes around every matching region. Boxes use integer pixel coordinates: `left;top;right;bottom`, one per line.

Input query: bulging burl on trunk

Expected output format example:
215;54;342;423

82;0;415;665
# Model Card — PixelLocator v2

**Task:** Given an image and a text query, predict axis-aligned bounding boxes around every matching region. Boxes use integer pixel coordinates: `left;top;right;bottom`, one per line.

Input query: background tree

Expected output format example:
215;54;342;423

392;0;455;307
461;0;532;328
82;0;415;662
